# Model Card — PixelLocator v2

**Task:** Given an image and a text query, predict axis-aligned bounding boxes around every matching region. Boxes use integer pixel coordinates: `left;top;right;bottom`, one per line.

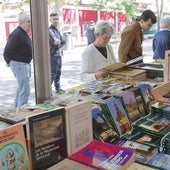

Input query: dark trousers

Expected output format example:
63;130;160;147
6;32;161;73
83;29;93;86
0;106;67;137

50;56;62;90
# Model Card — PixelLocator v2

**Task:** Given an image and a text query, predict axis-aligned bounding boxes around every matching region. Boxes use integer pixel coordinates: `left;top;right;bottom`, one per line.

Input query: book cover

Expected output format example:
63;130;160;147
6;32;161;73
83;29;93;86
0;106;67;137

0;123;29;170
124;129;161;148
135;115;170;136
92;105;119;144
99;62;126;72
120;140;158;164
65;100;93;156
131;87;149;116
0;109;33;124
146;152;170;170
47;158;95;170
25;107;67;170
104;97;132;136
69;140;135;170
127;162;157;170
138;84;155;111
117;91;142;123
0;120;12;130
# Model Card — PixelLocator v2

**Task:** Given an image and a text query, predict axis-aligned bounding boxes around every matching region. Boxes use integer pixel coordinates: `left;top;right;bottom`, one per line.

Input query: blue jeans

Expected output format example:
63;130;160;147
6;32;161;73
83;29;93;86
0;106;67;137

50;56;62;90
10;60;31;108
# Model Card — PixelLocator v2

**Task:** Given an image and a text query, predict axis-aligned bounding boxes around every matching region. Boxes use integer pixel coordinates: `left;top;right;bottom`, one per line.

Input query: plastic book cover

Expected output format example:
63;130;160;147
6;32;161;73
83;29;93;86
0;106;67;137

104;97;132;136
0;123;29;170
25;107;67;170
92;105;119;144
69;140;135;170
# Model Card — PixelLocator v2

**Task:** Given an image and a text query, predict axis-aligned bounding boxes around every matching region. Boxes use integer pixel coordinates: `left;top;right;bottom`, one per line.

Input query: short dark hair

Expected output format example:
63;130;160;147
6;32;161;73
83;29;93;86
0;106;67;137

137;10;157;24
50;13;58;17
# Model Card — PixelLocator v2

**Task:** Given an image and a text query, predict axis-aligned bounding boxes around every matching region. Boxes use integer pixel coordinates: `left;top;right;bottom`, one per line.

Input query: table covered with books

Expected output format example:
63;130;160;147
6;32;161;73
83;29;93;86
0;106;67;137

1;62;170;169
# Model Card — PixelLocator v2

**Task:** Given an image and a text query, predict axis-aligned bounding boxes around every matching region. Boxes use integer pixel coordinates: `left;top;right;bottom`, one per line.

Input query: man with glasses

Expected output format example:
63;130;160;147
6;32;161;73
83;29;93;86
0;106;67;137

118;9;156;64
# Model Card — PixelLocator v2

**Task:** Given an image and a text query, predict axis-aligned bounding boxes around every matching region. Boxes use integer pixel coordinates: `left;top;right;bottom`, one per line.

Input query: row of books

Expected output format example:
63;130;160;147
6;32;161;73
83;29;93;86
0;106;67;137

2;98;170;170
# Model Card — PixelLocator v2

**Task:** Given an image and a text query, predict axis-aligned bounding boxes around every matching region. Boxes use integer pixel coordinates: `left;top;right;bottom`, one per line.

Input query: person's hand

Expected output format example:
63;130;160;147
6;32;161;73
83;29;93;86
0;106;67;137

95;70;109;80
54;38;61;45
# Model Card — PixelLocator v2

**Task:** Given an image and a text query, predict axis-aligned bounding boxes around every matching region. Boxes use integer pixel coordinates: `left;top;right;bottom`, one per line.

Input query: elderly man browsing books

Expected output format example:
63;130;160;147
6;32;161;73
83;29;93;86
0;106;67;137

80;20;117;83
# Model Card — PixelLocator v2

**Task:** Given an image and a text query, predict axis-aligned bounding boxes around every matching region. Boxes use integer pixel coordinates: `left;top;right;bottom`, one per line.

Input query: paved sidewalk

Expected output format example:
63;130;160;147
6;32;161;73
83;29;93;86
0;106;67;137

0;38;154;110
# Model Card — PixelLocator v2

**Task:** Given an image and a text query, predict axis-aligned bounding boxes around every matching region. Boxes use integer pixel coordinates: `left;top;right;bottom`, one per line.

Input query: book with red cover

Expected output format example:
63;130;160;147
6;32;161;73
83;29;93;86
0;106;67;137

69;140;135;170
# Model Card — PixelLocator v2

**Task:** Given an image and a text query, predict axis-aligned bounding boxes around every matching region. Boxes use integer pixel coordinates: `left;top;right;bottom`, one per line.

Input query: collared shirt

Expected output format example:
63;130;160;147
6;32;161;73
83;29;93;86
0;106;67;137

118;21;143;63
3;26;32;64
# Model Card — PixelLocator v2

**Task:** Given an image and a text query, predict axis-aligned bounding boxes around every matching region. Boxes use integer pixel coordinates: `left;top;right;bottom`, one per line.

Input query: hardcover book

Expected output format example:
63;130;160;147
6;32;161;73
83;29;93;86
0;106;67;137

47;158;95;170
69;140;135;170
0;123;29;170
138;83;155;111
65;100;93;156
103;97;132;136
92;105;119;144
117;91;142;123
25;107;67;170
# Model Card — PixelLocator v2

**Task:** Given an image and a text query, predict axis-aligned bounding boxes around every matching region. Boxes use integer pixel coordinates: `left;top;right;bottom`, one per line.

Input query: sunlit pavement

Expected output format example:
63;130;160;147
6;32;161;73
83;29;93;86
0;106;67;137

0;38;154;110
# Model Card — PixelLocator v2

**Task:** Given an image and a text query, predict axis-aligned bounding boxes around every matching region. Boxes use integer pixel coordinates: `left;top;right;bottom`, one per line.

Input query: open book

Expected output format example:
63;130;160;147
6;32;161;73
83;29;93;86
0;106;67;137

100;55;145;72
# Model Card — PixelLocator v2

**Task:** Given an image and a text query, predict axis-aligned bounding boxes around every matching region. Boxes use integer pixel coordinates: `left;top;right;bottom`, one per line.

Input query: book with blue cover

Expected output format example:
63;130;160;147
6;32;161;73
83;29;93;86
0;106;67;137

92;105;119;144
103;97;132;136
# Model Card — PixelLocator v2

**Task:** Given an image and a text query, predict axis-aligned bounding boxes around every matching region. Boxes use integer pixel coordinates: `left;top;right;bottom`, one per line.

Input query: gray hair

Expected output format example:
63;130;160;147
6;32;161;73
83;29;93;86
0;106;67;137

18;12;30;25
161;17;170;28
94;20;114;37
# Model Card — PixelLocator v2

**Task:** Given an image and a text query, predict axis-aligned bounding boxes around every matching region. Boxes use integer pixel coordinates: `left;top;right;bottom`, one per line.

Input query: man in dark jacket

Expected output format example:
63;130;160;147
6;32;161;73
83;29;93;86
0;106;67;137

49;13;65;94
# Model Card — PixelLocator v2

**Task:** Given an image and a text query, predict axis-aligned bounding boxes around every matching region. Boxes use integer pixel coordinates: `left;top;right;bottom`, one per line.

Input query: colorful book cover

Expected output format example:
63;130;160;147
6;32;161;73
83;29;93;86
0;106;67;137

117;91;142;123
124;129;161;148
65;100;93;156
135;116;170;136
92;105;119;144
120;140;158;164
69;140;135;170
0;123;29;170
131;87;149;116
138;84;155;111
104;97;132;136
25;107;67;170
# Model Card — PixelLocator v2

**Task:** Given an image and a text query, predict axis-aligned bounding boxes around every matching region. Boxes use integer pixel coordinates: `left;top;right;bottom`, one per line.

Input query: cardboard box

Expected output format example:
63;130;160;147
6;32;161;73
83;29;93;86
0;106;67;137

152;82;170;103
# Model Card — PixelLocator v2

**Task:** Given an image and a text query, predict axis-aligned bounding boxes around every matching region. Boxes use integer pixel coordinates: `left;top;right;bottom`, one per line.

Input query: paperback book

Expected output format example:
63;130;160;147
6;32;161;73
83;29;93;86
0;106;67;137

65;100;93;156
25;107;67;170
0;123;29;170
69;140;135;170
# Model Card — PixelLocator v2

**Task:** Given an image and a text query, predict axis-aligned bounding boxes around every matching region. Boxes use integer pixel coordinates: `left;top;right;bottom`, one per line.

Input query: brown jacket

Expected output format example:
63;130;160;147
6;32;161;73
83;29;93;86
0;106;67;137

118;21;143;63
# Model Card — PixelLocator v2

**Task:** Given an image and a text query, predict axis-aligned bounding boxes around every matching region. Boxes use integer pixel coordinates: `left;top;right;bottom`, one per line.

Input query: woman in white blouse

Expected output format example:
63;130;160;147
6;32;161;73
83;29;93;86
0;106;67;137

80;20;117;83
